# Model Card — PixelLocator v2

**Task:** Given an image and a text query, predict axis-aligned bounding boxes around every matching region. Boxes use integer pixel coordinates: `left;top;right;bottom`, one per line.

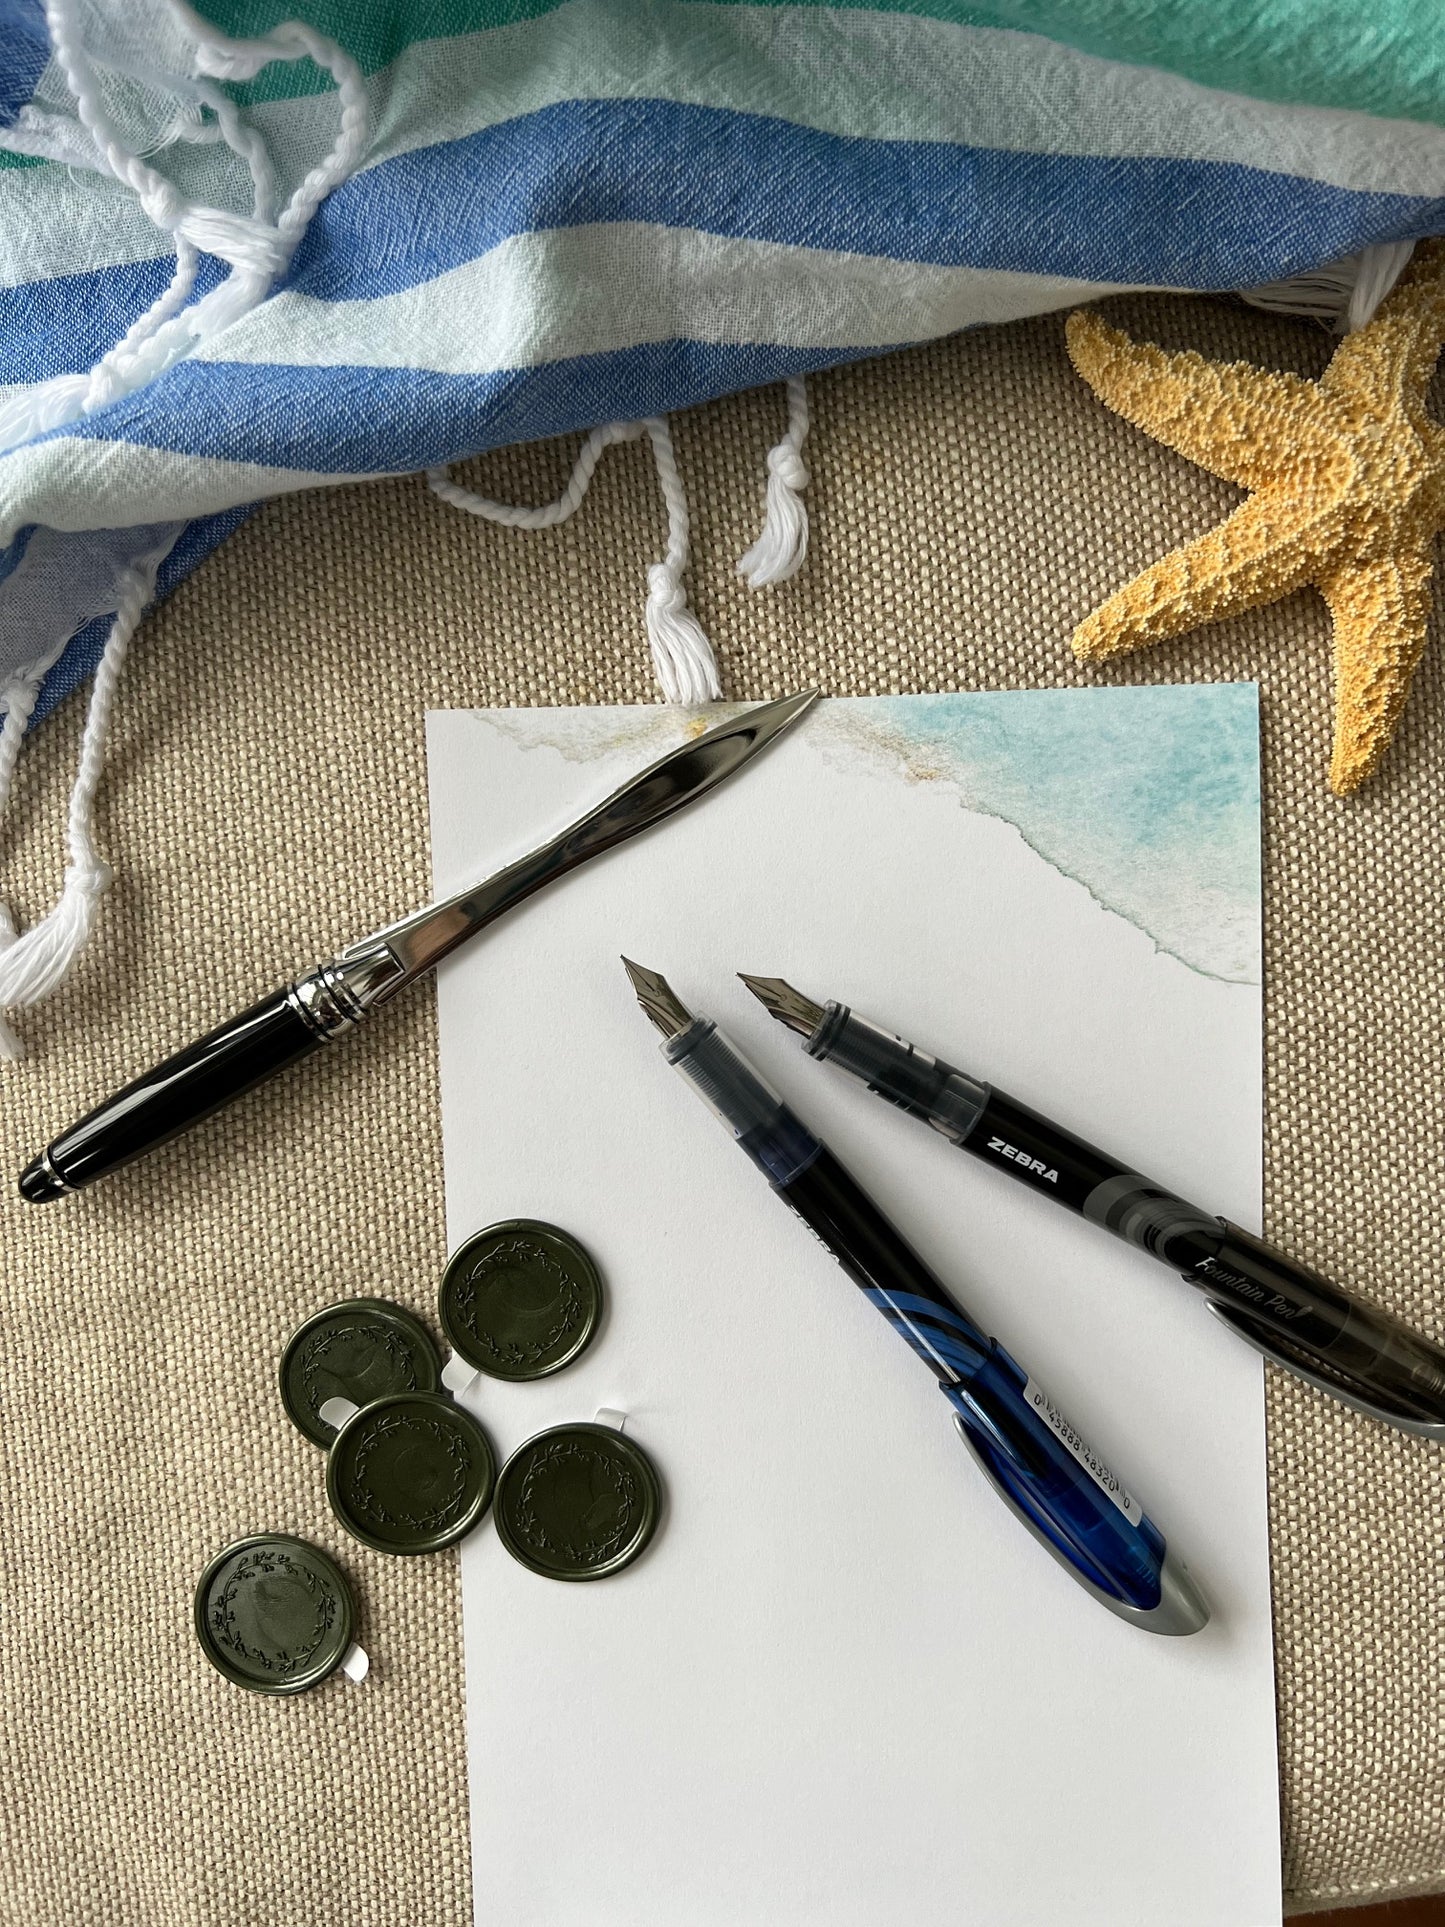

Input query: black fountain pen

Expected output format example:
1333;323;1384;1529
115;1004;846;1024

740;975;1445;1440
12;692;819;1202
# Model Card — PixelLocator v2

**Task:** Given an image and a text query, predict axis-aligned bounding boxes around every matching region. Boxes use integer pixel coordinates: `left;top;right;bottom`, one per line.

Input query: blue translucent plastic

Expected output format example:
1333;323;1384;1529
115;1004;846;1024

944;1350;1165;1611
864;1289;1165;1611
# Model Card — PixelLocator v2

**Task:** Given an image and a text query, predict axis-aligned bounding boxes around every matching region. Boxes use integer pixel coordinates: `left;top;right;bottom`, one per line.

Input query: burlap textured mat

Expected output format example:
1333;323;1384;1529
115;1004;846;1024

2;297;1442;1922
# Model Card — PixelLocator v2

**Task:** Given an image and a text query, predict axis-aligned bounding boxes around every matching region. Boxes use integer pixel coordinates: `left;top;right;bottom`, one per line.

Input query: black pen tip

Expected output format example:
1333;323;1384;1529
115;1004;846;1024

736;974;825;1039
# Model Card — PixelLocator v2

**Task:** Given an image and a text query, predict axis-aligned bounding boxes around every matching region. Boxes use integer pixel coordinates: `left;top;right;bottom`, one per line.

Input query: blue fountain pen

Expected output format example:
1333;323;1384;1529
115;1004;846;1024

622;960;1208;1635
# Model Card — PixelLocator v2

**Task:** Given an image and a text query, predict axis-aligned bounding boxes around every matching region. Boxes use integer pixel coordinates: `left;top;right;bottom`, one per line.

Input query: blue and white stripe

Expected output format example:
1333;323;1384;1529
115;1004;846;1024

3;0;1445;710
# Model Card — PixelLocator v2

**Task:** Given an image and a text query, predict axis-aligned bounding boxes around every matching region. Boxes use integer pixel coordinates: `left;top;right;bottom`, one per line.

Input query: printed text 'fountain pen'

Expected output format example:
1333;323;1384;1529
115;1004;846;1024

740;972;1445;1442
14;691;817;1203
624;959;1208;1634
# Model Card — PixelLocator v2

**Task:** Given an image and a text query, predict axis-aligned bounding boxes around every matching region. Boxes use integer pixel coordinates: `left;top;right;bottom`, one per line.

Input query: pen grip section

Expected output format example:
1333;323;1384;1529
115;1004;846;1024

808;1004;988;1145
666;1016;822;1185
945;1355;1166;1613
33;990;323;1192
775;1146;1170;1614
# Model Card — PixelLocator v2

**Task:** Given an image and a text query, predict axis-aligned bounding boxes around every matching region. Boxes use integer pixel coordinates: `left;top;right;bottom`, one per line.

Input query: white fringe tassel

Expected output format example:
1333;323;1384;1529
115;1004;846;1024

737;375;810;587
0;4;370;1057
640;416;720;703
1344;241;1416;331
0;0;368;455
428;416;721;704
0;566;151;1059
1239;240;1414;334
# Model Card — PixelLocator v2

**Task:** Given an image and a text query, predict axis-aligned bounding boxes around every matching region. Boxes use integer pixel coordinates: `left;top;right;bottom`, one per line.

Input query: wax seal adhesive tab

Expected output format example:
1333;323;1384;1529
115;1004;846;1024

439;1220;602;1382
194;1534;358;1694
326;1391;496;1555
280;1298;441;1447
494;1422;661;1581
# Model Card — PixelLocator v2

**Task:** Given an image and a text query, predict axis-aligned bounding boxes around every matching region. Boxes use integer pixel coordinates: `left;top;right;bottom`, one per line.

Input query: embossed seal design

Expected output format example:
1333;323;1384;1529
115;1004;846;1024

440;1221;602;1381
494;1423;660;1581
326;1392;496;1554
300;1322;419;1420
347;1409;472;1533
513;1436;636;1566
455;1237;580;1364
210;1547;337;1677
280;1299;441;1446
194;1534;355;1693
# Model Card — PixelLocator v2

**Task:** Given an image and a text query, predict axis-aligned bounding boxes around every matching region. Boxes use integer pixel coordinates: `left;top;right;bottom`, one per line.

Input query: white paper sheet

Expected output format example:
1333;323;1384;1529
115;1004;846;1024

430;690;1280;1927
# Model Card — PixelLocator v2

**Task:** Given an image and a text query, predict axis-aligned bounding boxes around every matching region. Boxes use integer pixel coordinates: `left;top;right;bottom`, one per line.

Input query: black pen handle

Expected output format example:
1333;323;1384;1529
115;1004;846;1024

804;999;1445;1432
19;990;325;1200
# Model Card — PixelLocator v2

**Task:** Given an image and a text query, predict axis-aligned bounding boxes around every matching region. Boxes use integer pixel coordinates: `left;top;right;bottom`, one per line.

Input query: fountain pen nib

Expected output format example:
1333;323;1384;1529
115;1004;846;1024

622;957;695;1039
737;973;825;1039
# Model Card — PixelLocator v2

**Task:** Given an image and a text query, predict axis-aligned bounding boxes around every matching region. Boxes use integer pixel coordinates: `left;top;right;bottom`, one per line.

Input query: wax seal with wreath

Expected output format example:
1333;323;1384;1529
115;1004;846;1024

494;1421;660;1581
194;1534;360;1694
326;1391;496;1555
439;1219;603;1382
280;1297;442;1446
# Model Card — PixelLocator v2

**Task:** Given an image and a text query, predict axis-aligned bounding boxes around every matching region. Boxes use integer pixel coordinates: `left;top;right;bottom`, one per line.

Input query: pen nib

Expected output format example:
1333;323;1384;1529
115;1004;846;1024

622;958;695;1039
737;973;825;1039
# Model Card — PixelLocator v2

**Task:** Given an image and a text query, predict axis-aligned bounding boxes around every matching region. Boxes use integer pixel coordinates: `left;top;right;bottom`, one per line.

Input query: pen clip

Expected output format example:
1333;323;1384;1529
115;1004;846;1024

1203;1299;1445;1439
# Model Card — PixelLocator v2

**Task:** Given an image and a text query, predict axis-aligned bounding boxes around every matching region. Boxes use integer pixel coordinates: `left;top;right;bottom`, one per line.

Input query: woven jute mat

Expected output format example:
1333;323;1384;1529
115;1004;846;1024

2;297;1442;1923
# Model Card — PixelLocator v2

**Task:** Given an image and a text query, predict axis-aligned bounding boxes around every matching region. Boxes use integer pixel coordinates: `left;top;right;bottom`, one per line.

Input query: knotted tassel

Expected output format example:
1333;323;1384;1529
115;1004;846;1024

0;560;149;1058
0;864;113;1059
639;417;720;702
737;375;810;588
0;0;368;455
645;562;720;705
430;413;721;704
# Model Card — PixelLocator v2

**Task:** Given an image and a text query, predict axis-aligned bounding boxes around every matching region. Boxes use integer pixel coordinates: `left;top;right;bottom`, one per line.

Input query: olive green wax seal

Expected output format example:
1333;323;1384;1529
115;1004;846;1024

194;1534;355;1694
280;1297;441;1447
439;1219;603;1382
494;1422;661;1581
326;1391;496;1555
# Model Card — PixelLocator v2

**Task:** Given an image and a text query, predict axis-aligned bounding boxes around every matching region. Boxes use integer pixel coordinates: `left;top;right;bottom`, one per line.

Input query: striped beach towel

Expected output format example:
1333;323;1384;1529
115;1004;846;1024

1;0;1443;1052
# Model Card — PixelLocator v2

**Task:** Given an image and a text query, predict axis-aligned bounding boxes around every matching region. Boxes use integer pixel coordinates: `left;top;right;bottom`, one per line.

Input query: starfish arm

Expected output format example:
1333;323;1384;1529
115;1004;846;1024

1317;543;1436;793
1323;239;1445;422
1066;310;1334;490
1072;491;1328;661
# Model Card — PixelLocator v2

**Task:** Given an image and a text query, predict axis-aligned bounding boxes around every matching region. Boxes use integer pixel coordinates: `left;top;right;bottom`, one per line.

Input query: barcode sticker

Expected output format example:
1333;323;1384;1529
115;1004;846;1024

1022;1377;1143;1526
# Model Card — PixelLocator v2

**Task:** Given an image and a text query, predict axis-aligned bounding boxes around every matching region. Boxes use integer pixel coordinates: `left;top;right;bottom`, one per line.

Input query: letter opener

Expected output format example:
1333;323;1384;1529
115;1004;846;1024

19;690;817;1200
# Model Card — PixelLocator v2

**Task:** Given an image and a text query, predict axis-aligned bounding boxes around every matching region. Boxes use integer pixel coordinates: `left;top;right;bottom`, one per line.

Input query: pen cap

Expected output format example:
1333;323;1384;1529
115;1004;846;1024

810;1004;988;1145
664;1018;819;1185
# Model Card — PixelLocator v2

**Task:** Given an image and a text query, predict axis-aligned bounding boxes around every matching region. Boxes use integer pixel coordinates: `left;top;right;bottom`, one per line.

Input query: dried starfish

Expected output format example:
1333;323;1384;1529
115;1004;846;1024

1065;240;1445;792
